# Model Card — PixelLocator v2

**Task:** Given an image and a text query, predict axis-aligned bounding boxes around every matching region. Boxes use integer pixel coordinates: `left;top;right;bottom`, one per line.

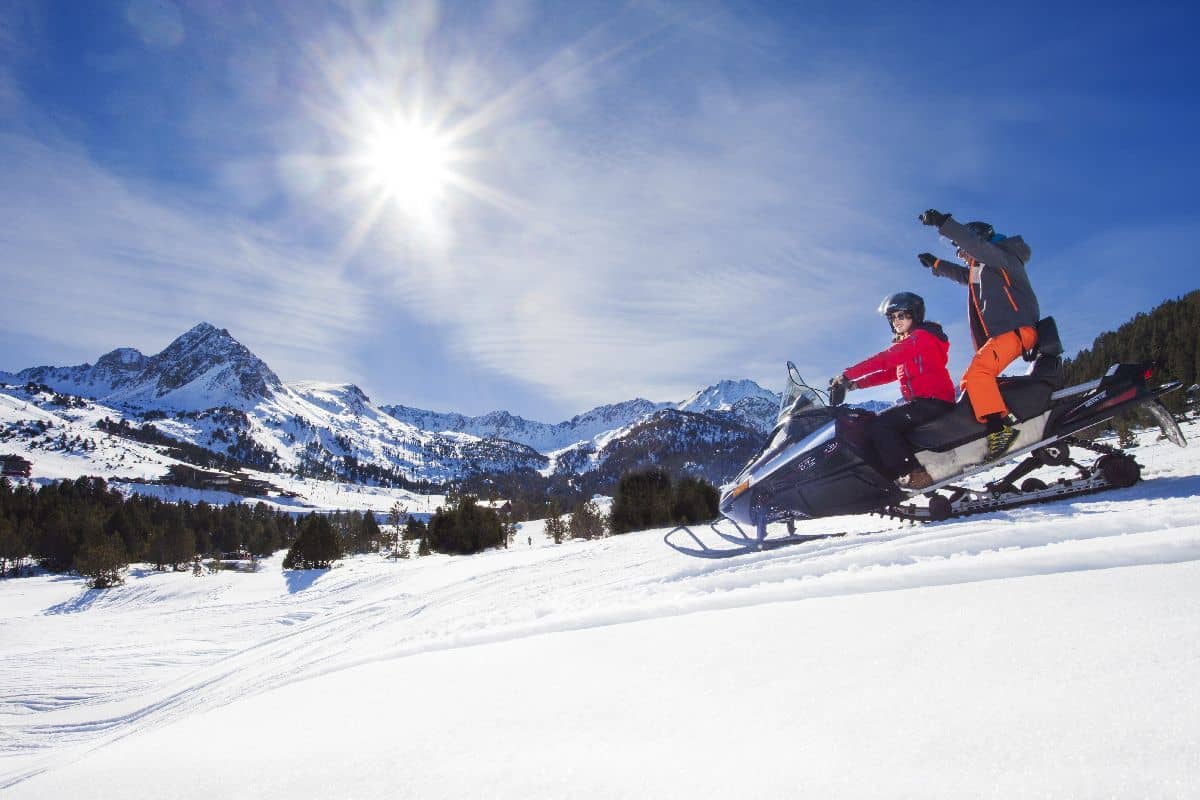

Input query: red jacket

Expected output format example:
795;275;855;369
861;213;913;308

843;323;955;404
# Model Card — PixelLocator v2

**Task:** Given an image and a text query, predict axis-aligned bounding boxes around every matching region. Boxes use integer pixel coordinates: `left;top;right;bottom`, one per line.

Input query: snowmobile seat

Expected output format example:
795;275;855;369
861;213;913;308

905;377;1056;453
1032;317;1063;358
1028;353;1065;388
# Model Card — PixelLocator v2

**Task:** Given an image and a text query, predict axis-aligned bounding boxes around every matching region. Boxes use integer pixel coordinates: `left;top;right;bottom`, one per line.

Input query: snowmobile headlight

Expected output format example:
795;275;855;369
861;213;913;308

727;479;750;501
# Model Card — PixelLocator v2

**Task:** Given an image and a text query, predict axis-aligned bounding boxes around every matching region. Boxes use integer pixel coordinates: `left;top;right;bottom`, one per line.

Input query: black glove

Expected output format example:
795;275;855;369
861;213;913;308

919;209;949;227
918;252;937;269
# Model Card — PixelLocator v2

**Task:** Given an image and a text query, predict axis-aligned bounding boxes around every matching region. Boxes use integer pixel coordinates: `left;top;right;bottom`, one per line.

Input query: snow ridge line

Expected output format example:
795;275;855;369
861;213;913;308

304;525;1200;683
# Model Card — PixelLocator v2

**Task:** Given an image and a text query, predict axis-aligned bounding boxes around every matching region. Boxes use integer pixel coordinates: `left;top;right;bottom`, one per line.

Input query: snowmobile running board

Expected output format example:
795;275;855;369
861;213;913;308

886;435;1149;522
663;517;847;559
885;470;1114;522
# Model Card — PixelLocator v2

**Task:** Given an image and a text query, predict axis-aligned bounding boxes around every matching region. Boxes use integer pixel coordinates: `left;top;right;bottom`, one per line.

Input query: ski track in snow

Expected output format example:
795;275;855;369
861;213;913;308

1;424;1198;790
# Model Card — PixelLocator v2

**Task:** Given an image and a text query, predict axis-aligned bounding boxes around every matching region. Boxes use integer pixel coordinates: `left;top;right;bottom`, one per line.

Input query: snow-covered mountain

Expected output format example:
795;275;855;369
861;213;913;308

380;398;676;452
546;407;764;491
678;377;771;413
2;327;549;488
14;323;284;412
385;380;779;451
7;323;905;493
380;379;783;489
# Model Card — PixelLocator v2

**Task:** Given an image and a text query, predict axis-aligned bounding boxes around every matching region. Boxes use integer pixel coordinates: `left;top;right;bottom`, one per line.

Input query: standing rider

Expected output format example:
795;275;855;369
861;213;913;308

917;210;1040;460
832;292;955;490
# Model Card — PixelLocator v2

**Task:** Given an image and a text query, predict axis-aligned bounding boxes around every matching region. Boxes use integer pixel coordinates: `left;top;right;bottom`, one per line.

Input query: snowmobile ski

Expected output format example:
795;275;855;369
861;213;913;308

663;517;847;559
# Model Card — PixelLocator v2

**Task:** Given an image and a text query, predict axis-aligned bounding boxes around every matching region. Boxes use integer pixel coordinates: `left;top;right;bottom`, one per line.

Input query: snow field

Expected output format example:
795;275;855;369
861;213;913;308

1;422;1198;797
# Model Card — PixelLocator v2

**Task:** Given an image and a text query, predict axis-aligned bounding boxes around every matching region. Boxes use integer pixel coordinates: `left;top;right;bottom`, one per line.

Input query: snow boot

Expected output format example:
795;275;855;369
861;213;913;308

904;466;935;490
984;414;1019;462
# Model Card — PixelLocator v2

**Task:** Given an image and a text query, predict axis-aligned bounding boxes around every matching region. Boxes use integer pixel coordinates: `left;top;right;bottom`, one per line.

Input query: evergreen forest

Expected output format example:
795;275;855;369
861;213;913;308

1062;290;1200;411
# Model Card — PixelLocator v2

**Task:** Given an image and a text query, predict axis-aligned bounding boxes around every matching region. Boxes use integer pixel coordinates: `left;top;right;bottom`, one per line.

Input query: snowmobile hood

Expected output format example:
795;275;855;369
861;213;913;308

998;235;1031;265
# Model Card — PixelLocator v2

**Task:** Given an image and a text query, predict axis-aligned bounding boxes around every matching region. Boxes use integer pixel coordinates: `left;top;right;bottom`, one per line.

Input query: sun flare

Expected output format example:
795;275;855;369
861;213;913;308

360;119;456;217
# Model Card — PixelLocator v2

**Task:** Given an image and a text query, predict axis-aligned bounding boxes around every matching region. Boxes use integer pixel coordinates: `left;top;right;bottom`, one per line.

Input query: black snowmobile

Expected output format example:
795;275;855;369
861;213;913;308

666;319;1186;558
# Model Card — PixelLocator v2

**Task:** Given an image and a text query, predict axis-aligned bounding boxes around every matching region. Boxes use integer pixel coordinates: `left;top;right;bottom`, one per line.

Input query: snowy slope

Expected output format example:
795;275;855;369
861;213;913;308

0;384;185;482
1;372;547;489
0;383;448;513
2;422;1199;797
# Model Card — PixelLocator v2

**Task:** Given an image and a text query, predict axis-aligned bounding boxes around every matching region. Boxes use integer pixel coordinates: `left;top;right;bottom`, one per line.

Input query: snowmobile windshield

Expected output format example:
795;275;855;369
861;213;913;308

777;363;825;424
746;364;834;467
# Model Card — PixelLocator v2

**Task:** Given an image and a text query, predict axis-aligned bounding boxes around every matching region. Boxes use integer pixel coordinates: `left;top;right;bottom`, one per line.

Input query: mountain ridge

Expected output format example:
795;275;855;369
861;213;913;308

13;323;284;412
1;323;799;494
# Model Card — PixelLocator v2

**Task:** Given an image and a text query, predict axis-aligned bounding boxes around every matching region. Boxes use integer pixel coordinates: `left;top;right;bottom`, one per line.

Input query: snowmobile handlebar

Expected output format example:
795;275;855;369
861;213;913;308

827;380;846;407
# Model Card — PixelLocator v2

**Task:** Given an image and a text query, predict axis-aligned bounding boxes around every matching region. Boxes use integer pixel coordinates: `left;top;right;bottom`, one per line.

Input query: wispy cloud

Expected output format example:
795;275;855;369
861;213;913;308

7;1;1188;419
301;5;971;408
0;132;372;382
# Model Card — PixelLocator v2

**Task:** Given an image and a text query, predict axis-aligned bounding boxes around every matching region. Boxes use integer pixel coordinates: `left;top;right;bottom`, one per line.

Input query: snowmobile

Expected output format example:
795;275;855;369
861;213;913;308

666;318;1187;558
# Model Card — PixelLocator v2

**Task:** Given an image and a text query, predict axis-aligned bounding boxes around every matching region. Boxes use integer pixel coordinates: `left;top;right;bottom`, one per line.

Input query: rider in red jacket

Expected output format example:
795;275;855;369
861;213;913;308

841;321;955;404
834;292;955;489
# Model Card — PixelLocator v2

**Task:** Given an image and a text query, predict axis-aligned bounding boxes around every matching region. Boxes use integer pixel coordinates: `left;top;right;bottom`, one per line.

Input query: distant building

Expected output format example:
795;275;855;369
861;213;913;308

1;454;32;478
162;464;279;496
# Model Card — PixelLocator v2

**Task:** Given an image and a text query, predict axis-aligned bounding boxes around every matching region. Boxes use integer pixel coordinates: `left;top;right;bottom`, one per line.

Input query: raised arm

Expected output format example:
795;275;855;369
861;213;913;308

918;252;969;285
938;217;1022;268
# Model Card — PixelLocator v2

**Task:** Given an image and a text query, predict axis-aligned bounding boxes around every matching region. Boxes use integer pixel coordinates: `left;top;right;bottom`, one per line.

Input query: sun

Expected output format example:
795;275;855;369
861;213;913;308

359;118;456;218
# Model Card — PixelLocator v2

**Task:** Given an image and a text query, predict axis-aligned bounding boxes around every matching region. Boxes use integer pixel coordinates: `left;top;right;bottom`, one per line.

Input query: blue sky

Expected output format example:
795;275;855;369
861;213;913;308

1;0;1197;420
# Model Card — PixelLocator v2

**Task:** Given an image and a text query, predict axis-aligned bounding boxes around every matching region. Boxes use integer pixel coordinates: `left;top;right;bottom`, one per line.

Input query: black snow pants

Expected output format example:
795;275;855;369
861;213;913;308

871;398;955;479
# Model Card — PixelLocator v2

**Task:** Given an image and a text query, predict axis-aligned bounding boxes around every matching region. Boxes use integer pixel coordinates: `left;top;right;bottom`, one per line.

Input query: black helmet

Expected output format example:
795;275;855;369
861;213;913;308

964;220;995;242
878;292;925;326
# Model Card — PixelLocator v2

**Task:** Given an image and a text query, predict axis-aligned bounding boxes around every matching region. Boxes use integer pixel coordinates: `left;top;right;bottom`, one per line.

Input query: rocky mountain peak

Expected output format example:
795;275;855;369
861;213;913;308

95;347;148;372
141;323;283;403
679;379;777;414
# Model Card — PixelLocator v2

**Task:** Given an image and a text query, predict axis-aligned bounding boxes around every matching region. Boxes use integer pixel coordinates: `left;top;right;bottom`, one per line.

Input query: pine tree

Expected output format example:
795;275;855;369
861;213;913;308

568;500;607;540
426;496;505;555
670;477;720;524
388;502;406;529
0;515;27;576
166;520;196;571
145;528;170;571
545;512;568;544
74;531;128;589
610;469;673;534
403;517;427;541
41;508;82;572
362;510;382;552
283;514;343;569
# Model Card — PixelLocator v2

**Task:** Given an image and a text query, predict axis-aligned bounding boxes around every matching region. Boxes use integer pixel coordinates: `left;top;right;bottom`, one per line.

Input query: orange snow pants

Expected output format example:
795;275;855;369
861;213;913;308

961;326;1037;423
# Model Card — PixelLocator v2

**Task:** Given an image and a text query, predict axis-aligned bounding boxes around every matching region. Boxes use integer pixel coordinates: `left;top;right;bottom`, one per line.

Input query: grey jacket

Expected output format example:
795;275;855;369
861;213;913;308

930;217;1040;348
